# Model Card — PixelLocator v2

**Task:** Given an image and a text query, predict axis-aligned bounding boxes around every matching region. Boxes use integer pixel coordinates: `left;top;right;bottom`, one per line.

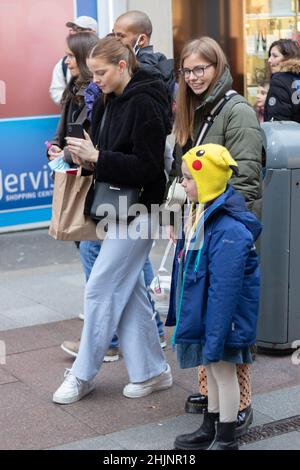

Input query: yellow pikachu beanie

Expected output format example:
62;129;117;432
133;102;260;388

182;144;238;204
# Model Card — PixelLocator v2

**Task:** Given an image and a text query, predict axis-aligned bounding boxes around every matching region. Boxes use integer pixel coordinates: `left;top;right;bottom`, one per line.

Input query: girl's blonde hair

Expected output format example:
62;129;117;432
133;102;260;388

89;36;138;76
174;37;228;147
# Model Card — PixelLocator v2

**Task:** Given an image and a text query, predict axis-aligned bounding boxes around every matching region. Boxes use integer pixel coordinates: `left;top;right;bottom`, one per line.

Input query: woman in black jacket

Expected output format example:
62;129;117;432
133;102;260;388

53;37;173;405
264;39;300;122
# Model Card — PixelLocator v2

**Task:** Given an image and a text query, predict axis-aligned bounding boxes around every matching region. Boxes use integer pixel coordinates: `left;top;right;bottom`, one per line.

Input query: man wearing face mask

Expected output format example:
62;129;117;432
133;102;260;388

113;10;176;116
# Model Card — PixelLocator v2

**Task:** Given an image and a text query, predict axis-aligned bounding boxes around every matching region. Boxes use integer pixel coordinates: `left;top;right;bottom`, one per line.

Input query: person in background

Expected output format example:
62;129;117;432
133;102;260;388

112;10;176;168
112;10;176;105
47;32;99;162
171;36;262;439
52;37;172;405
49;16;98;106
167;144;261;450
254;80;269;123
264;39;300;122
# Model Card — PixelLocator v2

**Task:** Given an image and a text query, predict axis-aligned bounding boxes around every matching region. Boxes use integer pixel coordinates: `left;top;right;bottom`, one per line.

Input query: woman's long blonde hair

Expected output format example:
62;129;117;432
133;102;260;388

174;37;228;147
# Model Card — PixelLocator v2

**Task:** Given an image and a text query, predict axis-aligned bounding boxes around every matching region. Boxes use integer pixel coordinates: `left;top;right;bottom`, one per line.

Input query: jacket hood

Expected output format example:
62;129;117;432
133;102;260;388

137;47;174;84
278;59;300;75
208;186;262;242
112;68;172;132
137;46;167;68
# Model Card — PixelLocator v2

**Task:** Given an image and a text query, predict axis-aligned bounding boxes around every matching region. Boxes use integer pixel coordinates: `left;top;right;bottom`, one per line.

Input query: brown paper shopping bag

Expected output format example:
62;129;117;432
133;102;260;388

49;170;98;241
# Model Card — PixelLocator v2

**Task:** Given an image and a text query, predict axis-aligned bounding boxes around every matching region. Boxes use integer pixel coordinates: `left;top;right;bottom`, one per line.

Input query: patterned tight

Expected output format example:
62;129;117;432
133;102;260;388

198;364;251;411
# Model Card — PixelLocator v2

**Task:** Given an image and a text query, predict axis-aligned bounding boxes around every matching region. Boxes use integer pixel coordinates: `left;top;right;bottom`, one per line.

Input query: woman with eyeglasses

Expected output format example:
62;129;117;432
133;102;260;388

167;36;262;448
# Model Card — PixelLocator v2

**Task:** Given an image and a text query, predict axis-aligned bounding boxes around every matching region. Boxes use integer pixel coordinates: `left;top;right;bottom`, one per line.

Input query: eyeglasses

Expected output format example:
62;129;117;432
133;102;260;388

179;64;214;79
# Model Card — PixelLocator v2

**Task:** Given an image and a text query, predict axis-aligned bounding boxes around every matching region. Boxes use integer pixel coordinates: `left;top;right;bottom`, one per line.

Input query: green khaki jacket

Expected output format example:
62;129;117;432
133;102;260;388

172;67;262;218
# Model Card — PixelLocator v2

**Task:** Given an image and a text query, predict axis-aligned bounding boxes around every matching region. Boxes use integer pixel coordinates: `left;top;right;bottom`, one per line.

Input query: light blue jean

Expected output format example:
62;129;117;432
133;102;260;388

72;216;166;382
79;240;164;350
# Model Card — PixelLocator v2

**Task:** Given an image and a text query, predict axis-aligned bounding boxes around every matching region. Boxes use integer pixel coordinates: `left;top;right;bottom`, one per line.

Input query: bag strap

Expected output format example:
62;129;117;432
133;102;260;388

96;106;108;150
195;90;238;146
75;106;88;126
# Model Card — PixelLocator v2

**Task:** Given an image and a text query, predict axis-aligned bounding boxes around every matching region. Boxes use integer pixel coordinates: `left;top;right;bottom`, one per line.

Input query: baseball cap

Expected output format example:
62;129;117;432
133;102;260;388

182;144;238;204
66;16;98;34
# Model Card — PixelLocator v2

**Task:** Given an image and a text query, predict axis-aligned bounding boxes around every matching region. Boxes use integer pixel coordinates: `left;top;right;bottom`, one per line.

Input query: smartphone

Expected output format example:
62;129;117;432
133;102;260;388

67;123;85;139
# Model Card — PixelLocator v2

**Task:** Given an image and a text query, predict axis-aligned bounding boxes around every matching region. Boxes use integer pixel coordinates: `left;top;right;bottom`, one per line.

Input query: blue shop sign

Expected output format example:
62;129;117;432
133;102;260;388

0;115;59;232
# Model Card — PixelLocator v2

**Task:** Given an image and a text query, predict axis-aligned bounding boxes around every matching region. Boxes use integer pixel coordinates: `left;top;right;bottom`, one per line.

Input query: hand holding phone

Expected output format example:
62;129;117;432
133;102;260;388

66;129;98;163
67;123;85;139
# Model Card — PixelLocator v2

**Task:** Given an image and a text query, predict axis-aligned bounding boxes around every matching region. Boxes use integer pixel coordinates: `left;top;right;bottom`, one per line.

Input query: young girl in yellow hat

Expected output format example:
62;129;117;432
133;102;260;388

166;144;261;451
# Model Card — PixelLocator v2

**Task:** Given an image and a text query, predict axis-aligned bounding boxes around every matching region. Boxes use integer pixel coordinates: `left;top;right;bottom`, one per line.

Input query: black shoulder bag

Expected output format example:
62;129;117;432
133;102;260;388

89;108;142;224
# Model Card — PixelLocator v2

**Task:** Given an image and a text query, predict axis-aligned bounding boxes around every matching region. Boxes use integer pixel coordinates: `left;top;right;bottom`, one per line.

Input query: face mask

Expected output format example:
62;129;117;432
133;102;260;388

133;35;142;55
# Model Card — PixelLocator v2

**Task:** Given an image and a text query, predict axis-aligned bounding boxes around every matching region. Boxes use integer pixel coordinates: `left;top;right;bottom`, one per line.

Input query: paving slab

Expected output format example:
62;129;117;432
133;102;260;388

1;267;85;319
0;382;97;450
0;319;200;449
51;408;278;451
0;304;74;328
0;366;18;385
52;414;202;450
0;230;80;271
0;314;24;331
51;435;126;451
0;319;82;355
0;285;40;313
4;341;195;428
252;384;300;420
250;352;300;394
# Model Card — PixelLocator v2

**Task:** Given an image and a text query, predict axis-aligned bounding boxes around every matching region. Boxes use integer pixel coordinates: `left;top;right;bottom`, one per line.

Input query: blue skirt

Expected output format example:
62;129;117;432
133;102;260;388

176;343;253;369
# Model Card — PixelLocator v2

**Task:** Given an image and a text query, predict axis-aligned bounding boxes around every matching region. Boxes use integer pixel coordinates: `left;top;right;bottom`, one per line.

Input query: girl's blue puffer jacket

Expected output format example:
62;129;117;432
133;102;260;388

166;186;262;363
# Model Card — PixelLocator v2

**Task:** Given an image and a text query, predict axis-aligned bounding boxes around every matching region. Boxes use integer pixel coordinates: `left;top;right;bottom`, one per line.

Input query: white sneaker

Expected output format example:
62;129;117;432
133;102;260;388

53;370;94;404
123;364;172;398
78;313;84;320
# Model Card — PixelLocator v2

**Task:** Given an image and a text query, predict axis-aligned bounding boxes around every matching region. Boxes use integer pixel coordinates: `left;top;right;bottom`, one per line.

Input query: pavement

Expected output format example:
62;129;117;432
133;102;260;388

0;228;300;451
